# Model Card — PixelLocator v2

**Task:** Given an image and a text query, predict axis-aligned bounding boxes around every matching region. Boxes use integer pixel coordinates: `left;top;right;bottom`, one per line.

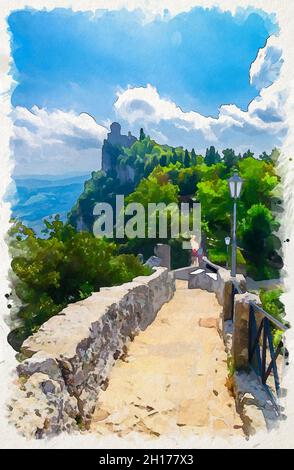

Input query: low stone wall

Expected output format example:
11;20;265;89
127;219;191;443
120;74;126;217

232;292;261;370
173;265;197;281
188;268;217;292
8;267;175;438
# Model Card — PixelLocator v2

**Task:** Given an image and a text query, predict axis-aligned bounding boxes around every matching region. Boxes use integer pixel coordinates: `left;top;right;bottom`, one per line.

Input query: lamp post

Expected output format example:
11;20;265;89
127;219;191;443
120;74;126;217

224;236;231;269
228;171;243;277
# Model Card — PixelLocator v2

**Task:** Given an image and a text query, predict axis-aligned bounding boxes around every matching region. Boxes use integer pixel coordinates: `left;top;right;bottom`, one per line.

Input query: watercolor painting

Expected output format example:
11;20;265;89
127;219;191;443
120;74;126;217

1;1;294;450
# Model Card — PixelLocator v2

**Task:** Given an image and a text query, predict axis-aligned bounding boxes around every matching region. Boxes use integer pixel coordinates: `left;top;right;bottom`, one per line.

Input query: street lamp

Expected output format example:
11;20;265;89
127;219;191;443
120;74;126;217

228;171;244;277
224;236;231;269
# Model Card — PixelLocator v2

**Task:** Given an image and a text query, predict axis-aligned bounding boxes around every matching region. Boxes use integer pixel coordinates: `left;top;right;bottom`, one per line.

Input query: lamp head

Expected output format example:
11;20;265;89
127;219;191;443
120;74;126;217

225;236;231;246
228;171;244;199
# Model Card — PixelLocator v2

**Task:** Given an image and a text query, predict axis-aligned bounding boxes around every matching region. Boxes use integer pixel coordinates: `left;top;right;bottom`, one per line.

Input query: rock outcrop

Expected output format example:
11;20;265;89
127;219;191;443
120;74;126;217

8;268;175;438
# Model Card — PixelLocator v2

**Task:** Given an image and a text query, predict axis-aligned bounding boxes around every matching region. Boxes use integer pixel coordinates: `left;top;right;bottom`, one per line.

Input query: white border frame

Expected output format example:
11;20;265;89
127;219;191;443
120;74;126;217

1;0;294;448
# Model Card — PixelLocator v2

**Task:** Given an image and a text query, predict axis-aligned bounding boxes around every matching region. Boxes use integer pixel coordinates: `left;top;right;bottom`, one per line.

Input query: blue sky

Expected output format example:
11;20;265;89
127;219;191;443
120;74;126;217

9;7;275;118
8;6;285;176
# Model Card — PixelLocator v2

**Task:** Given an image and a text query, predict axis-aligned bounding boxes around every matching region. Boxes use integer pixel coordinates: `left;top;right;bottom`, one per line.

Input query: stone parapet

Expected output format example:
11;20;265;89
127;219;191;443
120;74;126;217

232;292;261;370
8;268;175;438
188;260;246;324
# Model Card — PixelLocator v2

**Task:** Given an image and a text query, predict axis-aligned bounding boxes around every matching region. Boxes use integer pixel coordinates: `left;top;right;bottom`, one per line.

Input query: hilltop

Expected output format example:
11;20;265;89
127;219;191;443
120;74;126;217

68;124;281;278
68;124;202;233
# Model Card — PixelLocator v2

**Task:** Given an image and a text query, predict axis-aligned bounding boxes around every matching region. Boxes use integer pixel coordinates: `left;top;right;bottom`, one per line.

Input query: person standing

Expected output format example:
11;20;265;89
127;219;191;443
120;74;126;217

197;244;204;265
190;235;199;266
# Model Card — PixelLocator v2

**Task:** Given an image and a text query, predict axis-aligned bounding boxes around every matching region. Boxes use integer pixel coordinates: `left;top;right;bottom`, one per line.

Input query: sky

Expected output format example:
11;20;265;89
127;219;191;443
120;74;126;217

8;6;286;176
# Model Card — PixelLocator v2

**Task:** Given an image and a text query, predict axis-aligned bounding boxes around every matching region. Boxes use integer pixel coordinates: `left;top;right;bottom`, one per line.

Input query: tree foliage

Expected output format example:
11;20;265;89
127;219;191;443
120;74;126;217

9;217;150;348
205;146;221;166
260;288;285;324
196;155;281;279
65;133;282;281
9;126;283;352
120;167;181;263
239;204;281;279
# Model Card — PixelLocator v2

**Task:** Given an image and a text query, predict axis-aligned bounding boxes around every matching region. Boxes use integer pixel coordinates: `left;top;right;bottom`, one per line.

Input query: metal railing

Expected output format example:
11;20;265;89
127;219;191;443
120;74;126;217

200;257;219;274
248;301;288;400
230;277;288;405
198;257;289;405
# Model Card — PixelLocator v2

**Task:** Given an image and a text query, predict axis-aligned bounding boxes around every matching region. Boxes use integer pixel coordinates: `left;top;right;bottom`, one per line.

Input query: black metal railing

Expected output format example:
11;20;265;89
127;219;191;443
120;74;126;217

200;257;219;274
199;257;289;404
248;301;288;399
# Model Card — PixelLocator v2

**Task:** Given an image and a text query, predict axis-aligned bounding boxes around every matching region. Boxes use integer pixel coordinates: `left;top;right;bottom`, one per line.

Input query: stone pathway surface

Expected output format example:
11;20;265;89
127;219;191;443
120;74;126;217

90;280;244;439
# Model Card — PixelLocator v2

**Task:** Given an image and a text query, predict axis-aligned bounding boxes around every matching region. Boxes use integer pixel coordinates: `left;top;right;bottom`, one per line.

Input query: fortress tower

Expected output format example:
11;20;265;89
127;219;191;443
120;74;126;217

102;122;137;172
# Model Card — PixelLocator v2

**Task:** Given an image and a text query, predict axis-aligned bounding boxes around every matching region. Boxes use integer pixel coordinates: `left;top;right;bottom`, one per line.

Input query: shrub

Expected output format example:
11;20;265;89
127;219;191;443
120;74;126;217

259;288;288;348
8;217;151;349
259;288;285;324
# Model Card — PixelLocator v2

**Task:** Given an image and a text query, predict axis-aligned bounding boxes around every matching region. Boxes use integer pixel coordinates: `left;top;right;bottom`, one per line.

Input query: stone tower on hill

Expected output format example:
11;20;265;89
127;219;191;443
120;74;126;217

101;122;137;172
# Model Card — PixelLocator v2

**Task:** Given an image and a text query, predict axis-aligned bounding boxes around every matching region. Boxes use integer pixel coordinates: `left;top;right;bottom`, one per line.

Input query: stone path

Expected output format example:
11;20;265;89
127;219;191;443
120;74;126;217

90;280;244;439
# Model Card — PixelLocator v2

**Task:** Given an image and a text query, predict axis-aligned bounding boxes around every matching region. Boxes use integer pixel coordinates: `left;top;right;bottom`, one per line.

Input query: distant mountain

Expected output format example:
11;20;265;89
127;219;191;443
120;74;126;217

10;173;91;234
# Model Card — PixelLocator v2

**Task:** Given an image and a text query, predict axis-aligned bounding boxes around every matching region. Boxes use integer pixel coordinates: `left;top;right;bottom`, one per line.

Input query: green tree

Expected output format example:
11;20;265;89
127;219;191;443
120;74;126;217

124;167;180;262
243;149;254;159
126;166;179;207
9;218;150;349
237;156;278;210
260;288;285;324
195;156;281;278
171;149;178;164
176;166;201;195
160;153;168;167
205;146;221;166
197;177;231;233
222;148;238;169
191;148;197;165
184;149;190;167
259;151;271;162
239;204;280;279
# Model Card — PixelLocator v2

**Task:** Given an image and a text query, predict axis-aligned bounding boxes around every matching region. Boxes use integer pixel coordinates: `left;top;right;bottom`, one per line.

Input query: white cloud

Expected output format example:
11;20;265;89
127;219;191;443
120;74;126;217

12;106;108;175
11;34;287;176
114;84;217;140
114;36;287;155
250;35;283;90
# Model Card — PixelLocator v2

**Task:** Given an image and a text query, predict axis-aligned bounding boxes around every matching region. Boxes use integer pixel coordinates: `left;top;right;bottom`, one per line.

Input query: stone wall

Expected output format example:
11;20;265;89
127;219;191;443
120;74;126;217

232;292;261;370
229;292;281;434
173;265;197;280
188;258;246;323
186;258;281;434
8;267;175;438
